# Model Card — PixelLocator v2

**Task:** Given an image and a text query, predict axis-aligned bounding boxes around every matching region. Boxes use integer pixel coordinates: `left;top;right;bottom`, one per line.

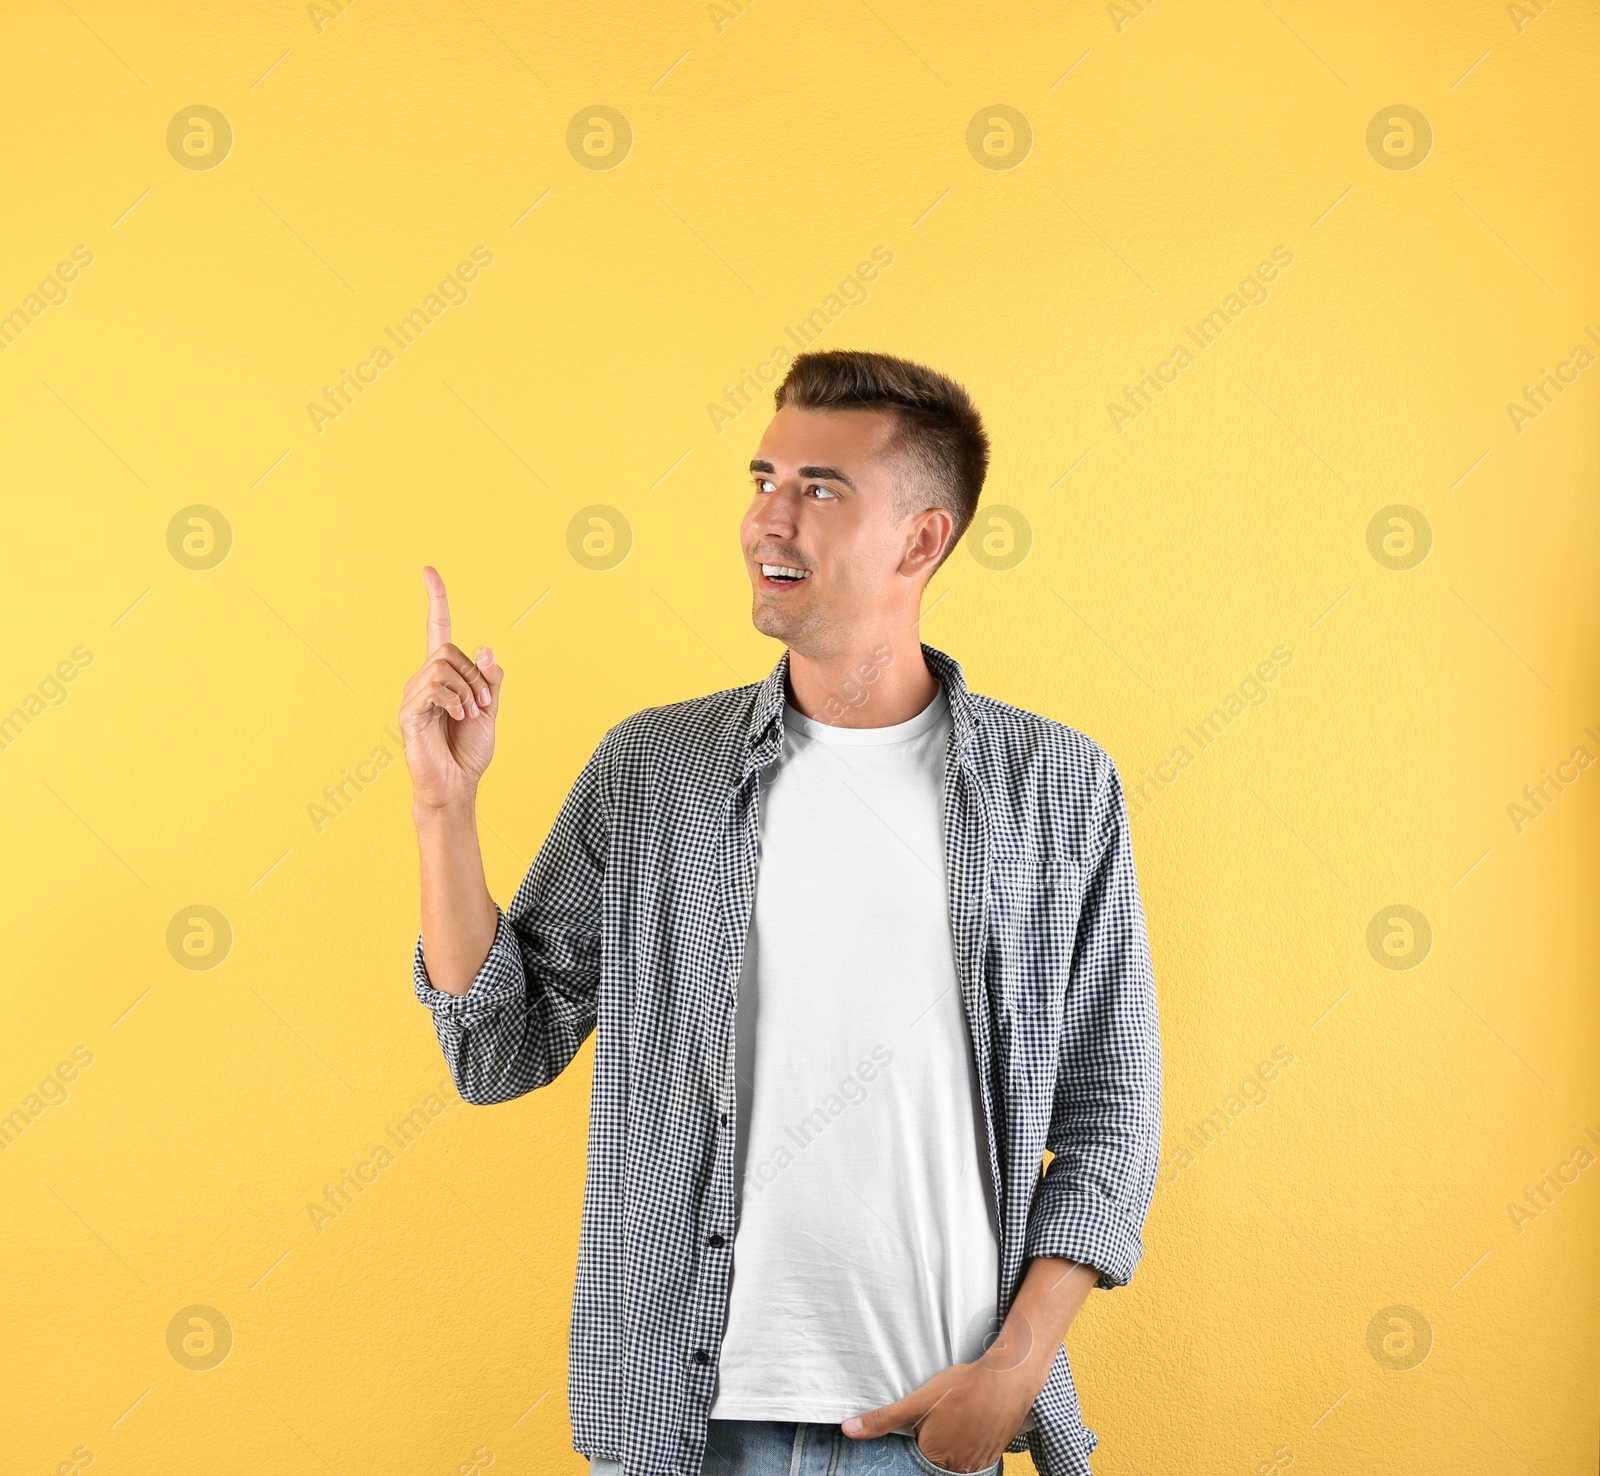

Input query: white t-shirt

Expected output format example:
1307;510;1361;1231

708;684;1016;1431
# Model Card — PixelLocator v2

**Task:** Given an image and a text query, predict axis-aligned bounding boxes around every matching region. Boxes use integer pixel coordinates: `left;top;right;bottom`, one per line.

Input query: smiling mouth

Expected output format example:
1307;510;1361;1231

757;561;812;587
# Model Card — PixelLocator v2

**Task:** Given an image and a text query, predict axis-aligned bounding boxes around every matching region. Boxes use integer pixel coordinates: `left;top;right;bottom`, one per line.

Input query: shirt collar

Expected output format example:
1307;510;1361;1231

743;642;984;776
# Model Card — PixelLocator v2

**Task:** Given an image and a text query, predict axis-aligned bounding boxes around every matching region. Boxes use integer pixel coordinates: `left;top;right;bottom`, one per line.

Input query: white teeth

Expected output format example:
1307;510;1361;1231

760;563;810;580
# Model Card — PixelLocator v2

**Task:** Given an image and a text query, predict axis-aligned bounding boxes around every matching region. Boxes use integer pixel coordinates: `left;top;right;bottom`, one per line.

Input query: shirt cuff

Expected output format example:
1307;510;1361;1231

412;905;525;1026
1023;1175;1145;1290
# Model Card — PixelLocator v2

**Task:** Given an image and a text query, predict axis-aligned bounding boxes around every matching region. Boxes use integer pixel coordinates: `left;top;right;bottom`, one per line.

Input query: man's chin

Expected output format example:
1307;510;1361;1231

751;599;790;641
751;596;814;645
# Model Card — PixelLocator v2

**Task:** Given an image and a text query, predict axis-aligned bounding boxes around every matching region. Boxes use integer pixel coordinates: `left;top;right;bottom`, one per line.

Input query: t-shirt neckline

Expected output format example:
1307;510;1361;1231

783;685;950;746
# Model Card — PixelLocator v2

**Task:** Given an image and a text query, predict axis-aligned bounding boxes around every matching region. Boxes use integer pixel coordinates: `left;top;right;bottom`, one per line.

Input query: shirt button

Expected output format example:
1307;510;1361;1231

691;1349;710;1365
708;1233;725;1247
720;1113;728;1126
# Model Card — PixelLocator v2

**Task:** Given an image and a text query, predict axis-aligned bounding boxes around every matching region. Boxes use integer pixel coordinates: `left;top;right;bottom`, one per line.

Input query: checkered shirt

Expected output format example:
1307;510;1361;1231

414;642;1163;1476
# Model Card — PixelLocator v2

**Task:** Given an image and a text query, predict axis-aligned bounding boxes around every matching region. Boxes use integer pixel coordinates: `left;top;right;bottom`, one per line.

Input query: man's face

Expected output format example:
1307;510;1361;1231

740;405;945;653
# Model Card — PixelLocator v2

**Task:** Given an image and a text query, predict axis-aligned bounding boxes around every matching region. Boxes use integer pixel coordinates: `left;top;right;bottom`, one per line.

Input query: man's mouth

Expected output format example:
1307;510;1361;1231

757;562;812;587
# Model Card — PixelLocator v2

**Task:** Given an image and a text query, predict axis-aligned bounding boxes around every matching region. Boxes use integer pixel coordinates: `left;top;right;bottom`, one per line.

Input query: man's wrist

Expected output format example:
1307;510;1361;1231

975;1317;1056;1396
976;1255;1099;1397
413;794;478;829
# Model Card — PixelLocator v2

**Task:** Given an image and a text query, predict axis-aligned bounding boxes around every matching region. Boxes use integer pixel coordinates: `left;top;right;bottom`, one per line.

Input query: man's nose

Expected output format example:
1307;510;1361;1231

750;482;802;534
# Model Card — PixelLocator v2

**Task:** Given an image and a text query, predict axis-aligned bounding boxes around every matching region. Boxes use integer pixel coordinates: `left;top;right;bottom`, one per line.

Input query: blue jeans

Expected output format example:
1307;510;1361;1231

590;1420;1003;1476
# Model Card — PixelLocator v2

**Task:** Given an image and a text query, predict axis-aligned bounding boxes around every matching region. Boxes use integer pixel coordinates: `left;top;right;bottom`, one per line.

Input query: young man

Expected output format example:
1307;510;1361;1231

402;350;1162;1476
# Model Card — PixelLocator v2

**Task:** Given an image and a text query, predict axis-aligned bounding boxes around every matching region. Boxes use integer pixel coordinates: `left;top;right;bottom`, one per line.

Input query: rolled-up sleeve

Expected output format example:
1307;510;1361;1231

413;727;614;1105
1024;753;1163;1289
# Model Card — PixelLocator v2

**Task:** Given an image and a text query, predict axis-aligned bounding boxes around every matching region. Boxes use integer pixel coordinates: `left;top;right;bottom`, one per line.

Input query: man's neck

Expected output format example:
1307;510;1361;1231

784;627;940;729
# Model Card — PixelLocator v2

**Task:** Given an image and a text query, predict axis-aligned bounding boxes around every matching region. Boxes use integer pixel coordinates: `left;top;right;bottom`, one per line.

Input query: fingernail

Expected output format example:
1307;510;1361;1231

482;646;495;664
842;1419;863;1436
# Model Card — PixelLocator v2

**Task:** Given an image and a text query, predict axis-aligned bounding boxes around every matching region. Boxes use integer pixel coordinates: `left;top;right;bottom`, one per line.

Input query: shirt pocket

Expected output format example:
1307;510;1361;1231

989;853;1087;970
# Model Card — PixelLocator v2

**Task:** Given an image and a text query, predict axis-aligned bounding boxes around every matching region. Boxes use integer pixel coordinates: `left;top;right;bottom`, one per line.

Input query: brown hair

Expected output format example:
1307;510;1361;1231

773;349;990;567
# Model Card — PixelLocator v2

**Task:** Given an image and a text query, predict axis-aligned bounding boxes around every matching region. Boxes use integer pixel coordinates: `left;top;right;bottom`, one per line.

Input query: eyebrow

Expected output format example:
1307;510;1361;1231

748;459;858;492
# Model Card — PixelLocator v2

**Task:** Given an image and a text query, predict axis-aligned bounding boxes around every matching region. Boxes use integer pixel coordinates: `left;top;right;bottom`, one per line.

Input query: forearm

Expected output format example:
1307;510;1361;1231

415;798;499;995
980;1255;1099;1387
843;1253;1102;1461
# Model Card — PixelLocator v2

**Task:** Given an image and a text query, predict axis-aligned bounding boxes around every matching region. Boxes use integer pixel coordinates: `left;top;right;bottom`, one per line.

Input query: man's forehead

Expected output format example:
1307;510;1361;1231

752;404;899;470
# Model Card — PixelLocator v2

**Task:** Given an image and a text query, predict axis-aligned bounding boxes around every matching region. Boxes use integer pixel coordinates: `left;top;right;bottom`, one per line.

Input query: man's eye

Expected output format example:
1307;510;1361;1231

751;478;836;497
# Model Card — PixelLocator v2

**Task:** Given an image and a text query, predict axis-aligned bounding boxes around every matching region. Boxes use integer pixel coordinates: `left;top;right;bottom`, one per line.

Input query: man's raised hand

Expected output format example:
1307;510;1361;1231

398;566;504;812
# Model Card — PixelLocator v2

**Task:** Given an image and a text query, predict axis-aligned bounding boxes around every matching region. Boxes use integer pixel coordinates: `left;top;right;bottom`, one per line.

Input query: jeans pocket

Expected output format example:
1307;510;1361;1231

902;1435;1002;1476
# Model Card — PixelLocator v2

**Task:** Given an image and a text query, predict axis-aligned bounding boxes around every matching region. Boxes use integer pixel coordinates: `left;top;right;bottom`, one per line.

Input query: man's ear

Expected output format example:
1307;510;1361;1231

903;506;954;577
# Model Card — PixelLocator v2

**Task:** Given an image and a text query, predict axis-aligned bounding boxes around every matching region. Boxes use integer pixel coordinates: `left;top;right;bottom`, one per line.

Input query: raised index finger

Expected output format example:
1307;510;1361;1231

423;565;451;654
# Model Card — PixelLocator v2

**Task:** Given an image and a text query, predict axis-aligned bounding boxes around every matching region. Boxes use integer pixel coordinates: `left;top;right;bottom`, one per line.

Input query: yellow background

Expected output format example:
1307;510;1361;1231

3;1;1597;1472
